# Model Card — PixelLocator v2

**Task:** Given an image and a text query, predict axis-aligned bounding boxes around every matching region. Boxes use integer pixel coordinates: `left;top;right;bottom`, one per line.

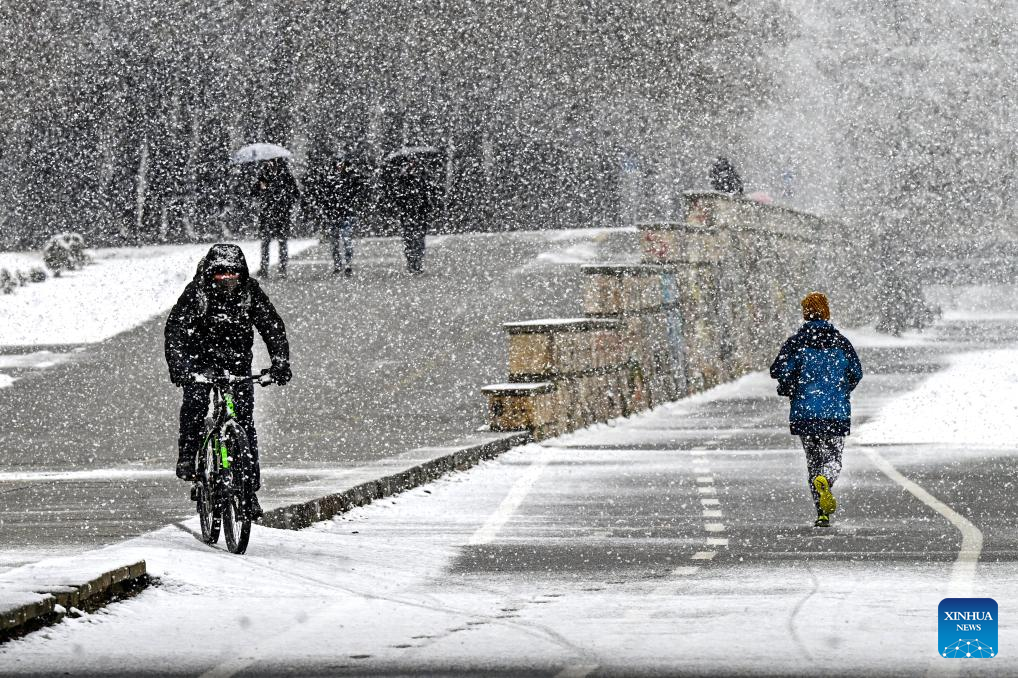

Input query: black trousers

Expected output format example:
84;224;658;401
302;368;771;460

178;381;261;490
400;219;427;272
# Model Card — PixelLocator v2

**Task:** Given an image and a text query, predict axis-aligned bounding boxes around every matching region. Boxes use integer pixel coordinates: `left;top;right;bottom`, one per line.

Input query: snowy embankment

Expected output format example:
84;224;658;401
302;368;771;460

0;240;315;347
855;346;1018;450
855;284;1018;451
0;240;315;384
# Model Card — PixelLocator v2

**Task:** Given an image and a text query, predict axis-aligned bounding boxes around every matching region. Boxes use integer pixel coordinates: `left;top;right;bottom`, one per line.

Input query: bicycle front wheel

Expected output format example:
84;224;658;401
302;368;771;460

222;423;251;554
197;420;221;545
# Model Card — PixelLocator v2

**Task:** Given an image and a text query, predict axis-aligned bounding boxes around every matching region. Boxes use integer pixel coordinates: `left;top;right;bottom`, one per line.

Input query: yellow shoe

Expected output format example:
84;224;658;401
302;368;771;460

813;475;837;514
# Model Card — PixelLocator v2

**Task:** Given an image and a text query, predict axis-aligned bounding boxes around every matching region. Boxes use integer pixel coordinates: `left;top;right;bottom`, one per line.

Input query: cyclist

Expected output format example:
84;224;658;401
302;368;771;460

164;243;291;518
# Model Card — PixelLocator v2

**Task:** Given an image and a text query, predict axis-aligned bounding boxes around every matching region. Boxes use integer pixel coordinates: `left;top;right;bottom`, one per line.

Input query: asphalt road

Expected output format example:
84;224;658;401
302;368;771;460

1;293;1013;676
0;229;635;566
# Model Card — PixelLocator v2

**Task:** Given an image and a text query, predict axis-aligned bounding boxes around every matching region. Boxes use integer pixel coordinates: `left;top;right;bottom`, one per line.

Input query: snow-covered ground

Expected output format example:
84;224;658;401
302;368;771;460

0;240;315;347
856;347;1018;450
1;303;1013;674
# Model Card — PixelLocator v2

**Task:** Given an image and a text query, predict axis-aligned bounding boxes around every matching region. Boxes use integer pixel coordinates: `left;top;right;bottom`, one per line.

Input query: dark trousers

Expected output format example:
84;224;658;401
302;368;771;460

260;237;288;276
799;435;843;512
400;219;426;272
178;381;261;490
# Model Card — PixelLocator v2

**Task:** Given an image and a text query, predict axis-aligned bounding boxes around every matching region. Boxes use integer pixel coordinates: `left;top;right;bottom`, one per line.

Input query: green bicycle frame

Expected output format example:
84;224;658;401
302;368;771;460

200;390;238;471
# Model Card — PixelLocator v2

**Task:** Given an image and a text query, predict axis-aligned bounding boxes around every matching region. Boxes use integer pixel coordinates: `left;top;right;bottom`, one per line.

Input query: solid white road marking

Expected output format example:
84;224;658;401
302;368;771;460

468;458;549;545
859;447;983;678
859;446;982;597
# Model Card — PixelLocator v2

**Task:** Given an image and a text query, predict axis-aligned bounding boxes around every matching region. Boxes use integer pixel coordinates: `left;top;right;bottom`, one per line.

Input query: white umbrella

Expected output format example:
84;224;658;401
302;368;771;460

231;143;293;164
384;145;440;163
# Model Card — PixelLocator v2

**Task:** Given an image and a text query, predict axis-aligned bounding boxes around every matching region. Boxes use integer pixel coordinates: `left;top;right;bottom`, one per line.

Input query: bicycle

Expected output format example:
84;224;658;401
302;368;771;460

190;368;275;554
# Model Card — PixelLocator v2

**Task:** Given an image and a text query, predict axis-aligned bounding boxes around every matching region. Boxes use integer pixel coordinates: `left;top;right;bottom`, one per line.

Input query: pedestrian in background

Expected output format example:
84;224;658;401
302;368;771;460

388;154;439;274
709;156;744;195
312;157;366;277
251;158;301;279
770;292;863;527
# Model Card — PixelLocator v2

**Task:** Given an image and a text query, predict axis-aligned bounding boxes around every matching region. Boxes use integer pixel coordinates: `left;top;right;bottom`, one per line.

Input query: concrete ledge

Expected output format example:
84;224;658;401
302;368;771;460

260;431;531;531
580;263;684;275
502;317;620;334
0;559;148;644
481;382;556;396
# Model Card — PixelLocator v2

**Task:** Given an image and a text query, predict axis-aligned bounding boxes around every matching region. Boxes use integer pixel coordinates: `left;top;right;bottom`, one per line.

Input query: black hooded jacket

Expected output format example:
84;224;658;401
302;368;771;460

709;157;744;195
164;244;289;381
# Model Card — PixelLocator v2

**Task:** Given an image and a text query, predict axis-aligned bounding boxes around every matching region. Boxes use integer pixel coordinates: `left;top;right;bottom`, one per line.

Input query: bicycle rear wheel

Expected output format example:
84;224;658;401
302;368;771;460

222;423;251;554
196;420;221;544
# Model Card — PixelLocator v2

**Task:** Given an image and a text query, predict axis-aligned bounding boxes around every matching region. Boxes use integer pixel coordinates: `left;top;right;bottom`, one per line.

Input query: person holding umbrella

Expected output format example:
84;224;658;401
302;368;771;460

242;147;301;280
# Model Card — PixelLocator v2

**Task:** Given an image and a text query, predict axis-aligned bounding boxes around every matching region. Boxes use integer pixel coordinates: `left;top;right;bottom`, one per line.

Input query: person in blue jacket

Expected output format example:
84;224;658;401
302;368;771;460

770;292;863;527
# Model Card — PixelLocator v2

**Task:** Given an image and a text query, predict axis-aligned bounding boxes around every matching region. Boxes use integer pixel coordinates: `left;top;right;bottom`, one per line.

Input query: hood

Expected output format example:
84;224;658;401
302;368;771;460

797;319;842;349
196;244;250;287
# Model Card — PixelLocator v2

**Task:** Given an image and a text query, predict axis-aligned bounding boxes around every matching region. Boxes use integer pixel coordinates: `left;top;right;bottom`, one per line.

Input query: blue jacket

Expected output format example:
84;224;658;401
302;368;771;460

769;320;863;436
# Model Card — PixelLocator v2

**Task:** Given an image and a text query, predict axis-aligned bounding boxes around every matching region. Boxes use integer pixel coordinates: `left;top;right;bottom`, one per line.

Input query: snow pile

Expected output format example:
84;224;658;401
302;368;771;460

855;347;1018;449
0;240;314;347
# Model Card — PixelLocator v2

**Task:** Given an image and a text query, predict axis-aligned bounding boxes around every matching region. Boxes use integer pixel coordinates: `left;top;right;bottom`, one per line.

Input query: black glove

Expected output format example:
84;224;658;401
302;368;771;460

270;360;292;386
170;370;189;388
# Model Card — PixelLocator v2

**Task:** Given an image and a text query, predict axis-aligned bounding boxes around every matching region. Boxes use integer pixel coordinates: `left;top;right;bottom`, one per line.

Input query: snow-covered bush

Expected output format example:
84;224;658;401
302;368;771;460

28;267;47;283
42;232;90;276
64;232;90;267
0;269;14;294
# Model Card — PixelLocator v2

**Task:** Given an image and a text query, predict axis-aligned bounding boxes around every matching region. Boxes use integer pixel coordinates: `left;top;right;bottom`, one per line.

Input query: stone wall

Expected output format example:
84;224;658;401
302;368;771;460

482;192;876;438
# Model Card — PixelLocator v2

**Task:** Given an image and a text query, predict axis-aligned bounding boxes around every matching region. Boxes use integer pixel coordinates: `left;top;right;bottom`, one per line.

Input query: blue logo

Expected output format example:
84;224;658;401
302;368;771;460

939;598;997;658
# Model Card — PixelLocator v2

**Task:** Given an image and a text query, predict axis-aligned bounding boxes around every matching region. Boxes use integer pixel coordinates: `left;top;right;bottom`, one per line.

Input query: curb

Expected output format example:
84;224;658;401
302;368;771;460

260;430;531;530
0;431;528;644
0;560;148;644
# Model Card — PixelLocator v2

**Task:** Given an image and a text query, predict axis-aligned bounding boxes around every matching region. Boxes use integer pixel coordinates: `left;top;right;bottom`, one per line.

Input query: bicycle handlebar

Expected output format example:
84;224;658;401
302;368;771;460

190;368;274;387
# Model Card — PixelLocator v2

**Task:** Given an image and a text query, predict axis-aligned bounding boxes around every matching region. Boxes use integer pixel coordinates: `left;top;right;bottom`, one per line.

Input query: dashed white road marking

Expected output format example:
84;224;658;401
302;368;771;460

704;523;726;532
690;551;716;561
705;538;729;547
697;486;716;494
700;498;720;506
702;509;723;518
